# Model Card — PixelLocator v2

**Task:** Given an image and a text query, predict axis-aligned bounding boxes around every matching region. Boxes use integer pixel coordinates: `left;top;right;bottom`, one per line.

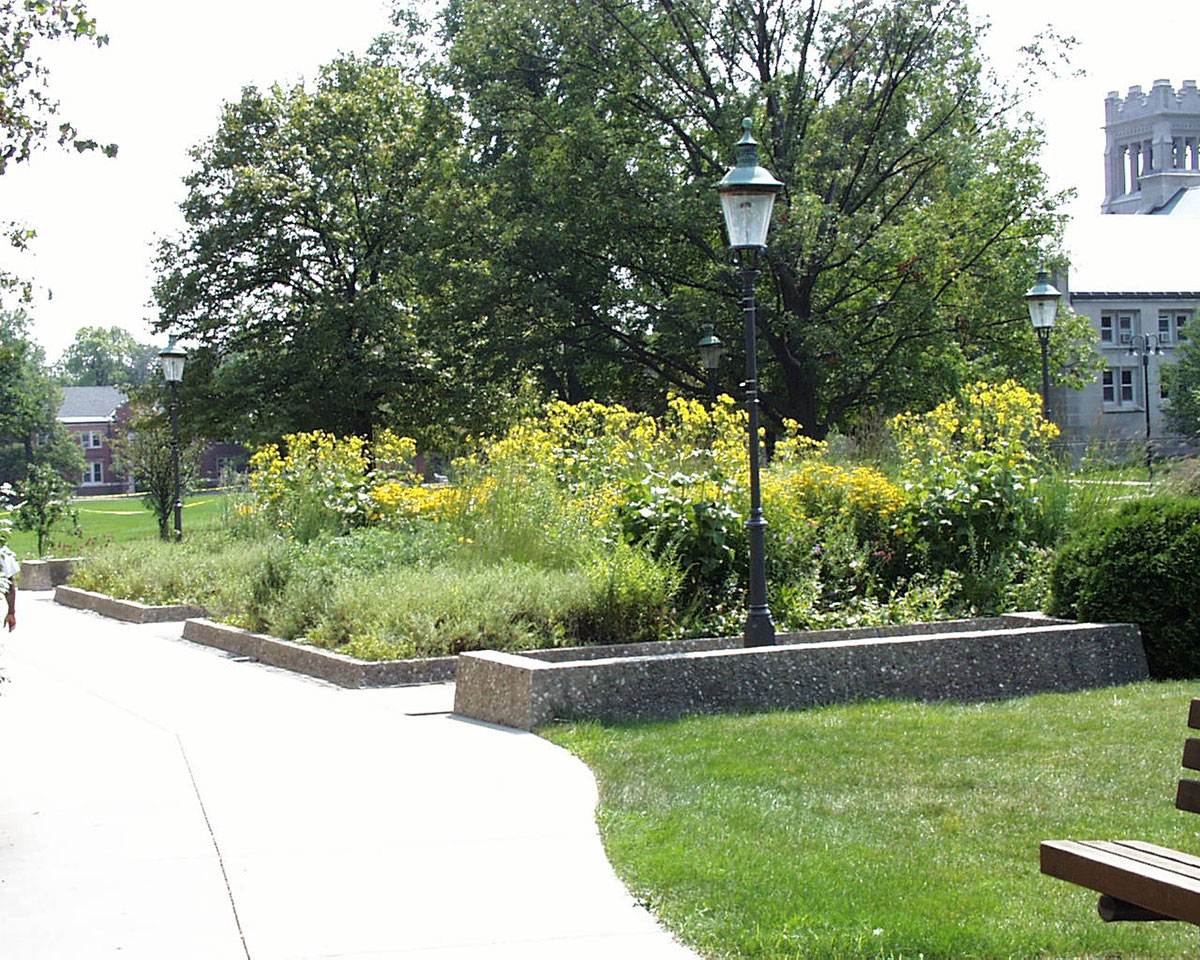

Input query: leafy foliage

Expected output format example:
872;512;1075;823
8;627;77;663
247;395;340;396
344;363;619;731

109;405;202;540
0;310;83;485
154;52;479;447
55;326;157;386
12;461;78;556
1050;496;1200;678
890;380;1059;607
434;0;1076;435
0;1;117;303
1163;316;1200;439
247;429;417;541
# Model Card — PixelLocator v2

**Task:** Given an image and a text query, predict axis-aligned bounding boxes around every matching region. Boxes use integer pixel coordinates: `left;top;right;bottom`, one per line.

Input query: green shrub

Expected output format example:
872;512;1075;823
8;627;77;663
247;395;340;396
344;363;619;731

69;532;291;620
1049;495;1200;677
890;380;1059;611
71;528;679;660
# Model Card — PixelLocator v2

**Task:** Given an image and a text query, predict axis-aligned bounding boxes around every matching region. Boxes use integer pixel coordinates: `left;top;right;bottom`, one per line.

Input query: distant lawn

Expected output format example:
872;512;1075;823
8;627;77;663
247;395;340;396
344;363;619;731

546;682;1200;960
6;492;231;558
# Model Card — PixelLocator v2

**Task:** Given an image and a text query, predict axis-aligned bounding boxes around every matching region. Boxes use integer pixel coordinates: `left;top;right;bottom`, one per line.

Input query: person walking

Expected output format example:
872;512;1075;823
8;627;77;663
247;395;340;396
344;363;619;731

0;542;17;630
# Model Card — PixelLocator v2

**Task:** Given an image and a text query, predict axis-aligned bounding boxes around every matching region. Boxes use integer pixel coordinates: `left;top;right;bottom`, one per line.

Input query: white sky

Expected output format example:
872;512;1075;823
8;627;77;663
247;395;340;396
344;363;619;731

0;0;1196;361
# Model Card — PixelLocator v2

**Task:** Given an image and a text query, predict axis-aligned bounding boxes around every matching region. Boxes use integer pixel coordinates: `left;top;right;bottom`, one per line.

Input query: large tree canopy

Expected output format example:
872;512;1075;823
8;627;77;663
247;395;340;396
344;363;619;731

154;53;464;445
0;310;83;484
55;325;157;387
434;0;1081;435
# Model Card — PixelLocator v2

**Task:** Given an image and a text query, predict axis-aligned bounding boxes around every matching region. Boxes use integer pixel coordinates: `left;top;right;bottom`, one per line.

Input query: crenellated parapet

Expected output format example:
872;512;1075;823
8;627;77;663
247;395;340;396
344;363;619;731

1103;80;1200;214
1105;79;1200;124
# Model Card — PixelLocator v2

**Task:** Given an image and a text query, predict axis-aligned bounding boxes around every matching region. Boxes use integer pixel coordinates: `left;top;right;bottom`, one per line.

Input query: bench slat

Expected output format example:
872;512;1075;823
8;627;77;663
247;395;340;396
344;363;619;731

1089;842;1200;881
1189;699;1200;730
1183;738;1200;772
1121;841;1200;872
1177;779;1200;815
1041;840;1200;925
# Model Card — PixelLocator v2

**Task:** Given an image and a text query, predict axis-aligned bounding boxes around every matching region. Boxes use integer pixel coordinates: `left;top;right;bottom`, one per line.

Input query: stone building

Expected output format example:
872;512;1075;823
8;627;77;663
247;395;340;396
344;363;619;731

1056;287;1197;460
1102;79;1200;215
1053;80;1200;460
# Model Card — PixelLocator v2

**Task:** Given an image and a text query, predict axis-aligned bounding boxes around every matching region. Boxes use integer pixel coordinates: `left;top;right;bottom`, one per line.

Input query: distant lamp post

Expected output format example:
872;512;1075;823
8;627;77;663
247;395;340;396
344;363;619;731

1024;269;1061;420
697;323;726;403
158;337;187;541
717;116;783;649
1128;333;1164;481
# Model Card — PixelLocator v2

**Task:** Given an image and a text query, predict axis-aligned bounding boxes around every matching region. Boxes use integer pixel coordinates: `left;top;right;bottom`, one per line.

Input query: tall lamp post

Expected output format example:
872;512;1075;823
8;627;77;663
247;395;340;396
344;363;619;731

717;117;783;648
1024;269;1061;420
697;323;725;403
158;337;187;541
1128;333;1163;481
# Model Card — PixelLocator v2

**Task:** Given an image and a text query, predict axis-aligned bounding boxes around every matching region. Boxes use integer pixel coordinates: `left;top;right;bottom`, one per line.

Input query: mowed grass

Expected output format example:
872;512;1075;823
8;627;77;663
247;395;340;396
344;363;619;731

546;682;1200;960
5;492;230;558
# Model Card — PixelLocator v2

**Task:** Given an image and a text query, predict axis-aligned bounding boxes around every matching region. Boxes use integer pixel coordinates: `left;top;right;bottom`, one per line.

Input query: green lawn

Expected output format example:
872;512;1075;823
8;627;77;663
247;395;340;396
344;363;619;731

546;682;1200;960
5;492;231;558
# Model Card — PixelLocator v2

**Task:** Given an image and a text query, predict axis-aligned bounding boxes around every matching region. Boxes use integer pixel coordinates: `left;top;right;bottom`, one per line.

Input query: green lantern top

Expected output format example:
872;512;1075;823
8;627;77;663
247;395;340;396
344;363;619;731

717;118;783;250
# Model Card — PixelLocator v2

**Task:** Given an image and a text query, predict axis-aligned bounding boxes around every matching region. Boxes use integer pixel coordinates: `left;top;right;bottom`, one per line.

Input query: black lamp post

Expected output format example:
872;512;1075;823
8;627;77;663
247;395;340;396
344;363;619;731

1128;333;1163;481
158;337;187;541
697;323;726;403
1024;269;1061;420
717;117;782;649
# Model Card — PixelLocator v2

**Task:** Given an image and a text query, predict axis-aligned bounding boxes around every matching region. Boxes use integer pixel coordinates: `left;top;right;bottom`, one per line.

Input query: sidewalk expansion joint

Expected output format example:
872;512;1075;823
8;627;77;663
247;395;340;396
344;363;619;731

176;734;253;960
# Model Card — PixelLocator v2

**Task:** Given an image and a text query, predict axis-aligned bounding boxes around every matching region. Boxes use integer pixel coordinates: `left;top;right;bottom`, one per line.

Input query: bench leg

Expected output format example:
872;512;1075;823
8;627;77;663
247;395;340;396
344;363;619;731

1098;894;1175;922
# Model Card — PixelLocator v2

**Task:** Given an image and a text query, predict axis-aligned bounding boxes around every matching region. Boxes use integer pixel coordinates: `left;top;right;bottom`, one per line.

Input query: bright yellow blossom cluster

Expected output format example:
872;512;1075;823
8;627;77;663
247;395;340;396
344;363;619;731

762;460;904;536
890;379;1058;476
247;428;421;539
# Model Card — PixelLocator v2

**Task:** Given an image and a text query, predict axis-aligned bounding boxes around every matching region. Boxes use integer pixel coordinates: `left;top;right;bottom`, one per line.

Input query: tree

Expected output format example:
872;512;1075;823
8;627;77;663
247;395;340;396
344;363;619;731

1163;319;1200;439
153;52;474;447
433;0;1080;436
0;1;116;171
0;1;117;303
12;461;78;557
0;310;83;485
55;326;157;386
109;406;201;540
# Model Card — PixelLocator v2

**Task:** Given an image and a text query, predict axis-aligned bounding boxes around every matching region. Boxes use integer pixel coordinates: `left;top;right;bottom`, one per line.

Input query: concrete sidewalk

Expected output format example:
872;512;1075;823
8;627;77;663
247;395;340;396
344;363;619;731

0;593;699;959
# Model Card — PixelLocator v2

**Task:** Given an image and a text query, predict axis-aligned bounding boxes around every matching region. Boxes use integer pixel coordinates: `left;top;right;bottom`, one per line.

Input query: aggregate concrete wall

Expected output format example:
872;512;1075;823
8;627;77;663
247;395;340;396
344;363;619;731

19;558;81;591
54;585;206;623
454;621;1148;730
181;619;456;688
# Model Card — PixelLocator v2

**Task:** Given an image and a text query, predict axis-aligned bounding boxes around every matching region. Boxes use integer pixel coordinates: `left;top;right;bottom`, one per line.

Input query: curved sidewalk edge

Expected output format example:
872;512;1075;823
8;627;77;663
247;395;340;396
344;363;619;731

0;594;701;960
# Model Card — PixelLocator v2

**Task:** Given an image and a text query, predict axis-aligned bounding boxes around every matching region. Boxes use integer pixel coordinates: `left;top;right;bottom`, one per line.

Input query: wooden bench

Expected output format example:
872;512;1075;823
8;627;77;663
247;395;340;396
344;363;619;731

1041;698;1200;925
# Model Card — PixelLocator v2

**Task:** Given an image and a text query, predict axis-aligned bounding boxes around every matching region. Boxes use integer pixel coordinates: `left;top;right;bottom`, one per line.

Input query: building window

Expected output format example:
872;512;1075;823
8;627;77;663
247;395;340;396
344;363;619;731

1102;368;1138;408
82;462;103;485
1159;309;1192;344
1100;312;1137;345
79;431;103;449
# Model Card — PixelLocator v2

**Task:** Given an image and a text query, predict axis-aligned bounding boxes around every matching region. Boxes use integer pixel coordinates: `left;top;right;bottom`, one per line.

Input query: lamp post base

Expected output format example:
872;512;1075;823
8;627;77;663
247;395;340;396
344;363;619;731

744;610;775;648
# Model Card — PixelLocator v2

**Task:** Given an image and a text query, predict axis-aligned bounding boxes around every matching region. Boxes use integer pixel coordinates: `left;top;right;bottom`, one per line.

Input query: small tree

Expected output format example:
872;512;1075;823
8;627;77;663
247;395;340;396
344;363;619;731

13;462;79;557
109;408;201;540
1163;317;1200;439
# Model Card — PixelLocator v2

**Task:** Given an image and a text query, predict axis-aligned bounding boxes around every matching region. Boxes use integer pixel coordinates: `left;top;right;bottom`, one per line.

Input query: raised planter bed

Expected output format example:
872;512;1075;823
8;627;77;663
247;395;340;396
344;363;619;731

19;558;82;591
54;585;206;623
181;619;456;688
453;616;1149;730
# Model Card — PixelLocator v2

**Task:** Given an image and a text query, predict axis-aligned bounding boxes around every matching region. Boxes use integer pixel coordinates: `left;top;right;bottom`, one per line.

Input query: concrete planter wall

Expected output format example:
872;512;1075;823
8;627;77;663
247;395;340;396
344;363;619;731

182;619;456;689
454;619;1149;731
19;558;82;591
54;585;206;623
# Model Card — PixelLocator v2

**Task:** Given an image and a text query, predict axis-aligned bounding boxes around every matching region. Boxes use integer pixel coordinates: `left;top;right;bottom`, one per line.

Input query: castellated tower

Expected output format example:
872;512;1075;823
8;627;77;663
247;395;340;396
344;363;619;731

1103;79;1200;214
